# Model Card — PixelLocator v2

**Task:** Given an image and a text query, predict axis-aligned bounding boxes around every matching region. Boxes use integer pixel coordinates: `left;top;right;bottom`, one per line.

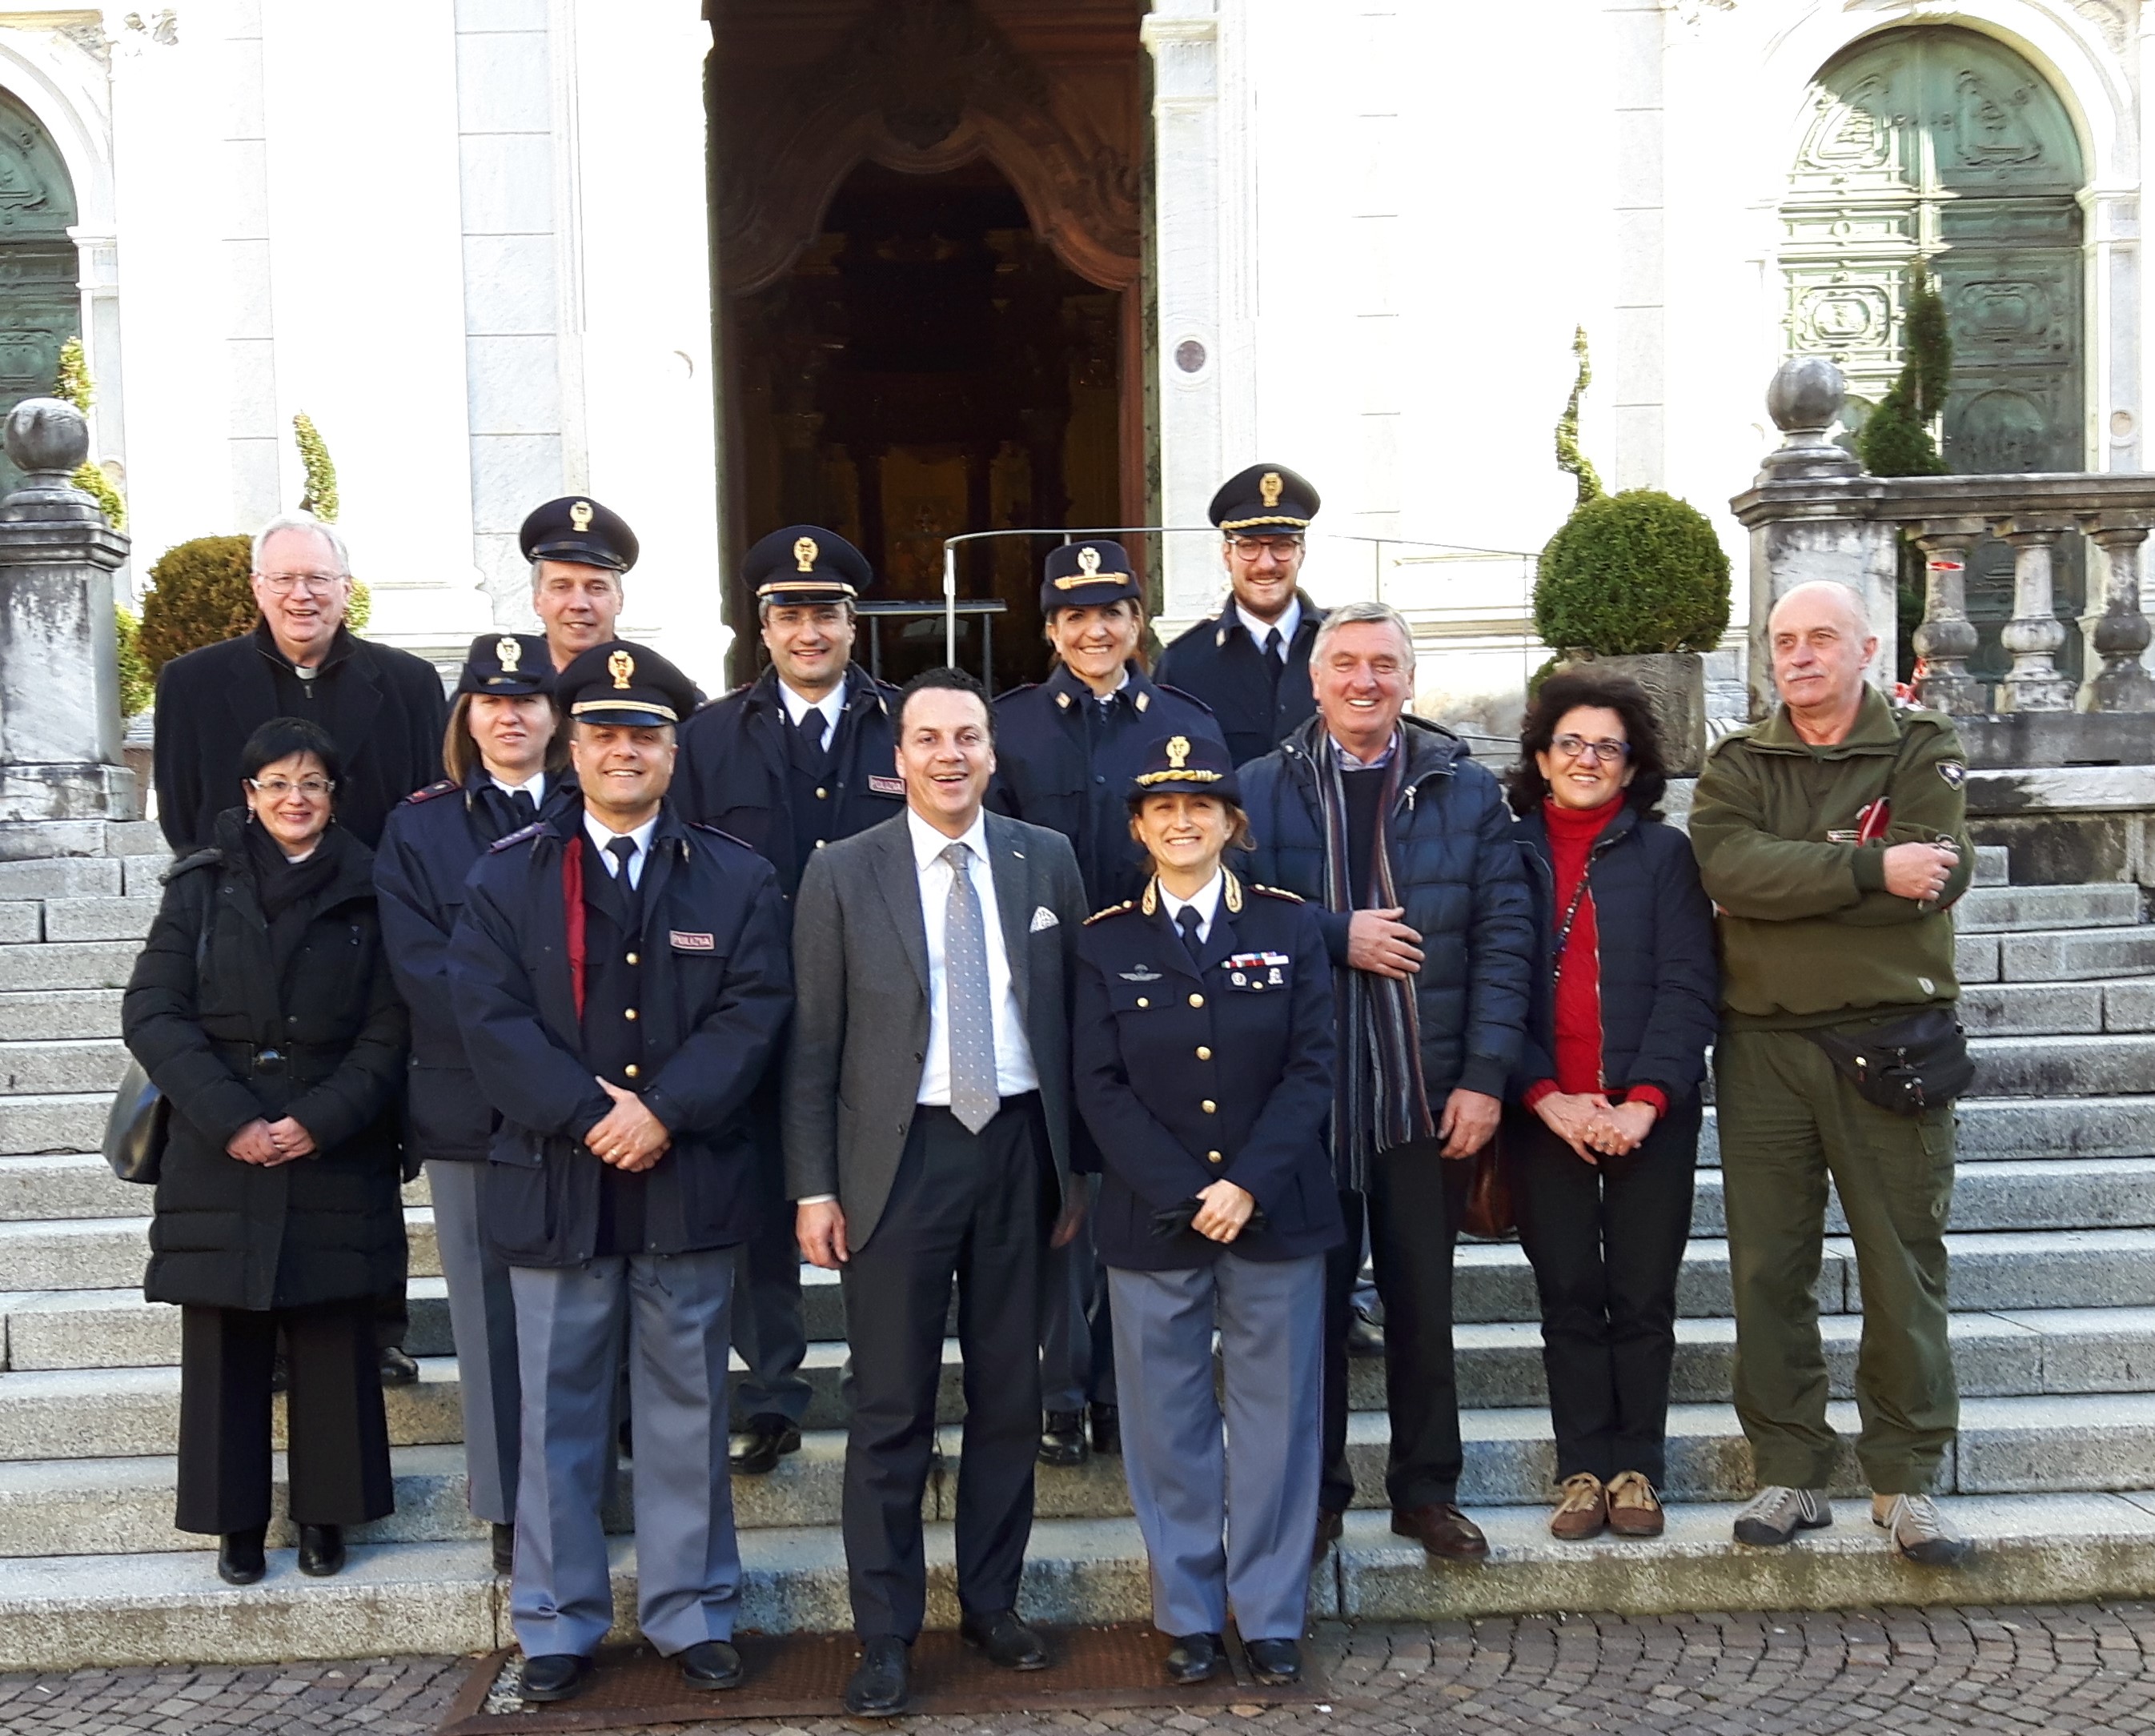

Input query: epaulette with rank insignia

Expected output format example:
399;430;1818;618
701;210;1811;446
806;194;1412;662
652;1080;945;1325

488;820;552;852
402;779;458;805
1083;900;1136;926
1251;884;1305;904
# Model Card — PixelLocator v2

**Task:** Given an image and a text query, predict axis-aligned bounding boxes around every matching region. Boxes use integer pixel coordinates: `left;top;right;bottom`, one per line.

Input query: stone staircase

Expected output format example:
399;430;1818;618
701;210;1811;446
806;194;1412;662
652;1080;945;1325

6;836;2155;1669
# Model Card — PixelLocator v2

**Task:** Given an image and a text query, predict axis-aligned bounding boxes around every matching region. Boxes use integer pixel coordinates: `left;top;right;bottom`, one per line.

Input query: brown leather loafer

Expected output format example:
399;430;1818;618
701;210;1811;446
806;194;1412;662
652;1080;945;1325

1391;1502;1490;1562
1549;1473;1607;1542
1606;1470;1665;1538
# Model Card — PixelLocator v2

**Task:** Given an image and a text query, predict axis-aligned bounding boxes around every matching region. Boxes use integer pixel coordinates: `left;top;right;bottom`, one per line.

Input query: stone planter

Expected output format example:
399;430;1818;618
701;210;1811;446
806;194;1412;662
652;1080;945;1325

1582;651;1708;778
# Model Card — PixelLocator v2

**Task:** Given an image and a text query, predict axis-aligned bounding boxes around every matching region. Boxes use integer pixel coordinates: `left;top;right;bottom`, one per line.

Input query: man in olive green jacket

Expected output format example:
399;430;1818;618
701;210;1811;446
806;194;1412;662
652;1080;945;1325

1691;581;1975;1567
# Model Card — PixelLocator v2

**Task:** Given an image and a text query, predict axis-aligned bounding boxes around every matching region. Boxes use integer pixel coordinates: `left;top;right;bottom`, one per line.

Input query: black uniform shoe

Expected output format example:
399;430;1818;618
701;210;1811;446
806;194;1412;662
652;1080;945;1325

1038;1410;1087;1467
1165;1632;1225;1684
378;1345;419;1386
678;1639;744;1690
959;1608;1049;1670
1346;1313;1386;1358
217;1526;267;1586
844;1635;910;1717
520;1653;595;1703
1243;1637;1302;1685
295;1524;345;1578
1089;1402;1121;1455
728;1413;802;1476
491;1522;516;1576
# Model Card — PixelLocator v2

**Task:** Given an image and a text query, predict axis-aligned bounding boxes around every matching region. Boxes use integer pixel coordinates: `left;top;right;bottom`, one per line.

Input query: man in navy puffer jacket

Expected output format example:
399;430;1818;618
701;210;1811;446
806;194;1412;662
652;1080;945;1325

1238;600;1533;1568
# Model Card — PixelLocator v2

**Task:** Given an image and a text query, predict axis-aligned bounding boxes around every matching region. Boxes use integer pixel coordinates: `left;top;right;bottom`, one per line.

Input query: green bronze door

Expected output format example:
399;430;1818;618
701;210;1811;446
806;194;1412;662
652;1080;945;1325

1783;27;2085;680
0;90;77;499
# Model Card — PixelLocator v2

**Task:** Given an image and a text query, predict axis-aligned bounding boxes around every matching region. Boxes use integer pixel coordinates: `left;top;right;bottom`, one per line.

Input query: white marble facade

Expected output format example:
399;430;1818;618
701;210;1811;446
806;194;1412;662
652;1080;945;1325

5;0;2149;708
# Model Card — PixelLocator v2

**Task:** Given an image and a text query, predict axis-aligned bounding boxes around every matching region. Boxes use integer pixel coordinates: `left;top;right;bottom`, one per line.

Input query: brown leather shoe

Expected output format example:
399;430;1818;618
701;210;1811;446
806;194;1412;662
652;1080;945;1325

1391;1502;1490;1562
1310;1507;1344;1566
1549;1473;1607;1541
1605;1470;1665;1538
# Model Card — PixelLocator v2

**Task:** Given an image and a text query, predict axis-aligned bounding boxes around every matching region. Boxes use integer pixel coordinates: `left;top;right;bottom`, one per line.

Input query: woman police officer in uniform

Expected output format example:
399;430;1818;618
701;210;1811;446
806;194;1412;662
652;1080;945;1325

1071;733;1341;1688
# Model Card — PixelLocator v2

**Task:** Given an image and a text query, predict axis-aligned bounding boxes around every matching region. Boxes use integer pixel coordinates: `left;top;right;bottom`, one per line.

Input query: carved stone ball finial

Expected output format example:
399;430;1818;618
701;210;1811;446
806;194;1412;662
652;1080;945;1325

4;397;88;478
1767;356;1846;436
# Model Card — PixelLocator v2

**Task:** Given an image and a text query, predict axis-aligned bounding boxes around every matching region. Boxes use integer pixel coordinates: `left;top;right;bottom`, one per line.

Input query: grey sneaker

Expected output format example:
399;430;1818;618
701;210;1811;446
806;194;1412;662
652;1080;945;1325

1732;1485;1832;1546
1873;1493;1971;1566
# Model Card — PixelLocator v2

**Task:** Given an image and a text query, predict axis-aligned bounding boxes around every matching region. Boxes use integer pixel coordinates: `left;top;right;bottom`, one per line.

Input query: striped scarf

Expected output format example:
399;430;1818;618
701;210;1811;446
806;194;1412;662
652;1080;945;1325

1301;718;1434;1190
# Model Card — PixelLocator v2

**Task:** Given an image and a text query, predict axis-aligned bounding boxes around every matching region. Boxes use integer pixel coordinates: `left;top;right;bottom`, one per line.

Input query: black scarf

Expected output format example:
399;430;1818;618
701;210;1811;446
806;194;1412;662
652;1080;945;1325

245;820;344;984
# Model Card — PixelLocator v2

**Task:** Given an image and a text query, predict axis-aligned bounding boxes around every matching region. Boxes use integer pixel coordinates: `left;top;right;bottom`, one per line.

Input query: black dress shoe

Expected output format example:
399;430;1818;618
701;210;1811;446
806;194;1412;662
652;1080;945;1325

491;1522;515;1576
1164;1632;1224;1684
728;1413;802;1476
295;1523;345;1578
678;1639;743;1690
377;1345;419;1386
844;1635;910;1717
1310;1507;1344;1566
960;1608;1049;1670
1038;1410;1087;1467
520;1653;595;1703
217;1526;266;1586
1089;1402;1121;1456
1346;1313;1386;1358
1243;1637;1302;1685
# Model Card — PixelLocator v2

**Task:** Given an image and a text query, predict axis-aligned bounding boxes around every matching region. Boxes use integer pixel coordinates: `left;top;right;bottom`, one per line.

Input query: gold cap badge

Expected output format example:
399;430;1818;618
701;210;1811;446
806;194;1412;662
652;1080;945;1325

607;649;635;690
1078;545;1102;576
496;636;521;673
570;500;594;534
793;535;819;573
1166;735;1191;769
1259;471;1284;508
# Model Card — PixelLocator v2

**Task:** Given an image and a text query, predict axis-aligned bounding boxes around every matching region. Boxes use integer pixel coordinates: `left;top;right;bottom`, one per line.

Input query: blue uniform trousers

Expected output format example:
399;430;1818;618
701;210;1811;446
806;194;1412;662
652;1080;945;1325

1108;1252;1325;1643
426;1160;520;1526
508;1247;740;1658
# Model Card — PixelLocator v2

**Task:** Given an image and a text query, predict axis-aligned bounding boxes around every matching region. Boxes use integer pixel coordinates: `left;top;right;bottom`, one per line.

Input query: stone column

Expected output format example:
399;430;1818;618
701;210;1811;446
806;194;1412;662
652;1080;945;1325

2081;520;2155;712
1994;516;2077;712
0;399;134;856
1910;519;1988;715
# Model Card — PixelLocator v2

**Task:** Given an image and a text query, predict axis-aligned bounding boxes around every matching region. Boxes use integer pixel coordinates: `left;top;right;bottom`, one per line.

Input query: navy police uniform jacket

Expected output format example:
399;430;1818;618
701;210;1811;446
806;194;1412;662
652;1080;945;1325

375;768;583;1162
989;663;1226;912
1073;872;1343;1271
1154;595;1326;768
672;664;905;901
447;805;793;1267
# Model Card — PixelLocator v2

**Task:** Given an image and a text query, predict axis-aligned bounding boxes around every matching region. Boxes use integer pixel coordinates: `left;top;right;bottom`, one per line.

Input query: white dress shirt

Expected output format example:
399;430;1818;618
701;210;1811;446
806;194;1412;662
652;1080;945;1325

909;808;1038;1104
1237;596;1301;659
1159;870;1225;947
492;771;546;808
583;810;658;889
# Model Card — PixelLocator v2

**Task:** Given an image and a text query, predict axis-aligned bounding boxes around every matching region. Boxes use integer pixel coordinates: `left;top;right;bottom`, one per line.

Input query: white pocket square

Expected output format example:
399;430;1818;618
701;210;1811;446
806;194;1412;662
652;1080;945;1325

1029;905;1059;932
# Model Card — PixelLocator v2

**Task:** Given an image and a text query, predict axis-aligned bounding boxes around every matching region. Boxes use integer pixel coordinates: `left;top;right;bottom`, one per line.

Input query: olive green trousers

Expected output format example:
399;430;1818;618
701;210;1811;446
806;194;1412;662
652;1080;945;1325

1716;1026;1958;1494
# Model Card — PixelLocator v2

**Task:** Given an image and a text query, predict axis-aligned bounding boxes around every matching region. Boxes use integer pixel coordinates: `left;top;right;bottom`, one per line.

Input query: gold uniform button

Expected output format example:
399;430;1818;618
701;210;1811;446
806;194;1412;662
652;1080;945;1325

1189;992;1205;1008
1206;1149;1223;1163
1196;1045;1212;1060
1136;996;1149;1008
1202;1100;1217;1115
624;1008;638;1020
816;787;829;800
624;1064;640;1079
815;838;827;848
626;952;639;965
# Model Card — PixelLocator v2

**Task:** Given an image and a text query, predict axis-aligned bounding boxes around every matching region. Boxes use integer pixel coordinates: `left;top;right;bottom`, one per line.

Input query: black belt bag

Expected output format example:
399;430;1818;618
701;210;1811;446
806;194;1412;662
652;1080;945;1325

1802;1006;1974;1117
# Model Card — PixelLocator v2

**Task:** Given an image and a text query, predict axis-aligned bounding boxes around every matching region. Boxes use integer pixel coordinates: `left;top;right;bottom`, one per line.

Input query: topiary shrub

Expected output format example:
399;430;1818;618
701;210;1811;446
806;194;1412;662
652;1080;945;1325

1534;489;1732;656
114;605;152;716
137;535;256;675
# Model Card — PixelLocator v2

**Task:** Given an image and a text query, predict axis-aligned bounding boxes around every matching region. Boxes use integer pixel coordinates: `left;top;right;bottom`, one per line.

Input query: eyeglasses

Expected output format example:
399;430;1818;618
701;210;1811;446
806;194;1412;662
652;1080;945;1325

255;572;346;595
1226;536;1303;560
247;776;335;800
1551;734;1630;764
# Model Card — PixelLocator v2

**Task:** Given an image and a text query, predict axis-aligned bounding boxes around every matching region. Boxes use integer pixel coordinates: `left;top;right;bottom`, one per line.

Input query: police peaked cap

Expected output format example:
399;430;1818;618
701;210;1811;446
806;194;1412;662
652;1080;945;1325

747;525;873;604
556;640;698;729
1209;463;1320;533
520;495;640;573
1041;539;1142;615
456;632;554;698
1126;732;1242;807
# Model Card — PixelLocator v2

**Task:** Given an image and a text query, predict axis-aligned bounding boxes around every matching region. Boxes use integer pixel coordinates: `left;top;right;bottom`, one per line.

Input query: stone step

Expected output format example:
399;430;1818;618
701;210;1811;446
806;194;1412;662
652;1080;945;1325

0;1092;113;1157
0;941;142;993
0;990;122;1043
0;1152;431;1221
0;1037;128;1097
1693;1157;2155;1236
1958;979;2155;1036
39;897;159;944
0;1208;441;1293
0;857;122;900
1967;1033;2155;1097
1698;1095;2155;1167
1960;924;2155;984
10;1492;2155;1671
1954;882;2144;933
1972;844;2009;886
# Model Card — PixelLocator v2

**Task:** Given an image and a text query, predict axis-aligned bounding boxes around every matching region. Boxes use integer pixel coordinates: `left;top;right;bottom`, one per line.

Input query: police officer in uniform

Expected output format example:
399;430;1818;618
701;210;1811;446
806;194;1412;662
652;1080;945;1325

990;539;1226;1466
376;634;579;1574
1073;734;1341;1687
1155;465;1327;768
520;496;638;672
674;527;905;1477
449;642;793;1704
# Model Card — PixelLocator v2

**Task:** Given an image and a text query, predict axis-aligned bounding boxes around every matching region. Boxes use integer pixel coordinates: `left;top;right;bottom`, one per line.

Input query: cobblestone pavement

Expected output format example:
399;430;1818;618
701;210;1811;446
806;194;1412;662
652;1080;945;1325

6;1606;2155;1734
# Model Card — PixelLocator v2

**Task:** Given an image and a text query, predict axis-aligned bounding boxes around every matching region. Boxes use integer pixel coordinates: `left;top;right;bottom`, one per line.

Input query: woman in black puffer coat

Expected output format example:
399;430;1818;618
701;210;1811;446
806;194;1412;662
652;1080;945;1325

124;717;408;1586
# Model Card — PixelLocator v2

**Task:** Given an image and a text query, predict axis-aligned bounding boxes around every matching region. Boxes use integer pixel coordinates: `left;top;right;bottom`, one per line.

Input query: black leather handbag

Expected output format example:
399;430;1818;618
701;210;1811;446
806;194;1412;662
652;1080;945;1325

1802;1006;1975;1117
102;1057;168;1185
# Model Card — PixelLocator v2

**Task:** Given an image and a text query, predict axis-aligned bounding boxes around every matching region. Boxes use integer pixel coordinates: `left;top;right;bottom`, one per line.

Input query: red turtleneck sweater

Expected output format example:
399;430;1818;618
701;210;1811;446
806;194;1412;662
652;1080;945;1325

1523;796;1668;1119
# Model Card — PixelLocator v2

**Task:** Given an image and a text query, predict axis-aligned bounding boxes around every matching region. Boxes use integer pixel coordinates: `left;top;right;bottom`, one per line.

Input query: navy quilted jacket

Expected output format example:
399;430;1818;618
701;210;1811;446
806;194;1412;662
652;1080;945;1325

1238;716;1535;1101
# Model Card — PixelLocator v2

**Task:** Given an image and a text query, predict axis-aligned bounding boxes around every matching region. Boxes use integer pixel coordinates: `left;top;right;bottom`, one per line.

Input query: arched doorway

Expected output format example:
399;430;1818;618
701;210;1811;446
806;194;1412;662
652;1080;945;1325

0;88;78;497
708;0;1145;689
1782;26;2085;679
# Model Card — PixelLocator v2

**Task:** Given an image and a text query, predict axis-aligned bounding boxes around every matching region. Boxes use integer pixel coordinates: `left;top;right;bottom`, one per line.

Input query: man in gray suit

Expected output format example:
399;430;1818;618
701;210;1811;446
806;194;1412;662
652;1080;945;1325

787;665;1090;1719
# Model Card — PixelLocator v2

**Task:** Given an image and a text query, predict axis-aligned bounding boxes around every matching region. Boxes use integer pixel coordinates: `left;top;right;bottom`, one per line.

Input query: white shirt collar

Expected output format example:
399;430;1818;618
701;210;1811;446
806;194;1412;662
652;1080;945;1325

908;806;989;872
583;809;660;869
777;676;845;732
491;771;546;807
1158;870;1225;940
1236;596;1301;650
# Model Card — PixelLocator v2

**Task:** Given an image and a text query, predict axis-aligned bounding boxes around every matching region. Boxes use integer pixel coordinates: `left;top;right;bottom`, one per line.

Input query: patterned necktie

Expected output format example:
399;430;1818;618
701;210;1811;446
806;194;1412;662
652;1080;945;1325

941;841;998;1134
1176;903;1206;961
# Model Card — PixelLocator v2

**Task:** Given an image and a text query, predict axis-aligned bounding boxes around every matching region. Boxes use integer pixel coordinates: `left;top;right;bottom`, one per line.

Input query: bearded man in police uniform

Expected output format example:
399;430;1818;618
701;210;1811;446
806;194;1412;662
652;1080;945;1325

674;527;905;1477
1155;465;1327;768
449;641;793;1706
